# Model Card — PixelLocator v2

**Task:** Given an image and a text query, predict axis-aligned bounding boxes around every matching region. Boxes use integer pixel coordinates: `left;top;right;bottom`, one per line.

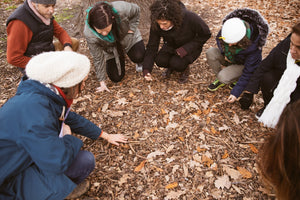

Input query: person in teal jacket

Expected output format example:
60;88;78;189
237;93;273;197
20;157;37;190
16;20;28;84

0;51;127;199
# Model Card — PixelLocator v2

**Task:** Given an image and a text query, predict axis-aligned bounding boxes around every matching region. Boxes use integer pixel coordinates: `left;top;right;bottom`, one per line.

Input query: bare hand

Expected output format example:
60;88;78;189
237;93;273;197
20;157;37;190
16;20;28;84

101;131;128;146
144;73;153;81
96;81;110;92
62;123;72;136
128;30;134;34
227;94;237;103
63;46;73;51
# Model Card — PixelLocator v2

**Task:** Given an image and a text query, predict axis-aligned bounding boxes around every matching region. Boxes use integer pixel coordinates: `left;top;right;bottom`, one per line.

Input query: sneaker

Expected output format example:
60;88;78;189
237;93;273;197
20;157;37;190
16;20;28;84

255;107;265;119
136;63;143;72
229;81;237;90
65;180;90;199
207;79;225;91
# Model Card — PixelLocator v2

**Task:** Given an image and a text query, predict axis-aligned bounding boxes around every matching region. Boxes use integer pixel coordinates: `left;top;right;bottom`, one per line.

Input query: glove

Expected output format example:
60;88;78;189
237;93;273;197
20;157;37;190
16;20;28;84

239;92;254;110
176;47;188;58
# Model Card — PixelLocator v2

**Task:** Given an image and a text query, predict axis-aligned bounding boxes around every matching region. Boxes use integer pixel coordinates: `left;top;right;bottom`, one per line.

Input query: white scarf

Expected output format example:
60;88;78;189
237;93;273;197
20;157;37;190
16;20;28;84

259;50;300;128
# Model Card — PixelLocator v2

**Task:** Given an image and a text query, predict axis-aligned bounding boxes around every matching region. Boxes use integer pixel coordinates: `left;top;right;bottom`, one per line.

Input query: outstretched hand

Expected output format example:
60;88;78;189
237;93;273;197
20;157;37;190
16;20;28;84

101;131;128;146
227;94;237;103
96;81;110;92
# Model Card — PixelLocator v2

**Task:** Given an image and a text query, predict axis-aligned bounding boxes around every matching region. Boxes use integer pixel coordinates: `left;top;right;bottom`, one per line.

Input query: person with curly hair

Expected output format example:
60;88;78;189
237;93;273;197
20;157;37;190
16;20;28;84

84;1;145;92
258;99;300;200
142;0;211;83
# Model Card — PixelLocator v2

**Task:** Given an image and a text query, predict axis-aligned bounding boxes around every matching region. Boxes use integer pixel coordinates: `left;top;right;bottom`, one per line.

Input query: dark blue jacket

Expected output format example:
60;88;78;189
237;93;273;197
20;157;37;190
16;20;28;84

216;8;269;98
0;78;101;199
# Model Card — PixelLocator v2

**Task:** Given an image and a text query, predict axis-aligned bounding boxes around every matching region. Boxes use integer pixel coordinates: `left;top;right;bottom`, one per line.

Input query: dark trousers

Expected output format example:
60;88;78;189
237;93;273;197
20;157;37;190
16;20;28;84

64;150;95;184
155;45;201;72
106;40;145;82
260;70;300;106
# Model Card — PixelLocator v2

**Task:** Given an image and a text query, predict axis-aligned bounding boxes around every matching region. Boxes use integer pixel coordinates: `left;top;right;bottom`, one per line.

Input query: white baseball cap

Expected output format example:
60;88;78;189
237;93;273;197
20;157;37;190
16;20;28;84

221;18;246;44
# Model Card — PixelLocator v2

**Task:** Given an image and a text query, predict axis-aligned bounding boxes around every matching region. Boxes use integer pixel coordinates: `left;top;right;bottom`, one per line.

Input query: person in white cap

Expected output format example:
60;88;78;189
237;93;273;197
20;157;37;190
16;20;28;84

0;51;127;199
206;8;269;103
6;0;79;74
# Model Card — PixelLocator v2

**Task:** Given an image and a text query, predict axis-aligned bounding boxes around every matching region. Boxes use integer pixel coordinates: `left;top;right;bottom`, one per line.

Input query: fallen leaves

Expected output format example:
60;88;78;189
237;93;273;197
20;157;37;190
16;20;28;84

237;167;253;179
214;175;231;189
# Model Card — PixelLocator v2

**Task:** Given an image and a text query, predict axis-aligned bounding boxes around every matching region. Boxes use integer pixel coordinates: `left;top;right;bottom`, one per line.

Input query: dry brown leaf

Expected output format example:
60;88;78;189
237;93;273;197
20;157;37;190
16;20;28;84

237;167;252;179
165;182;178;189
206;117;211;124
129;92;135;97
197;146;207;152
193;109;202;116
202;155;214;167
116;122;122;128
211;127;219;134
222;150;229;159
249;144;259;154
134;160;147;172
161;108;167;115
152;166;164;172
203;108;211;115
183;95;195;101
178;136;184;142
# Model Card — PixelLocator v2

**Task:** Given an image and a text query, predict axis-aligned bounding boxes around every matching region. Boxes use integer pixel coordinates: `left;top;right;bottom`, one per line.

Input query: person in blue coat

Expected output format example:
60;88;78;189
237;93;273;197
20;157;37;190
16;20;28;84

206;8;269;103
0;51;127;199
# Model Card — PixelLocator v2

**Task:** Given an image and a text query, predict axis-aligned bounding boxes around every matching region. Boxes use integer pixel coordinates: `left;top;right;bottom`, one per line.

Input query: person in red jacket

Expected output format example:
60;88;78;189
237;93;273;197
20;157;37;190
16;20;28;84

6;0;78;73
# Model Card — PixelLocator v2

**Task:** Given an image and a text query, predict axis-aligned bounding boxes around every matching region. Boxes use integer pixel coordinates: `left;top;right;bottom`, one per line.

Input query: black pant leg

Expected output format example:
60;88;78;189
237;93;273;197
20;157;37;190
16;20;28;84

106;57;125;82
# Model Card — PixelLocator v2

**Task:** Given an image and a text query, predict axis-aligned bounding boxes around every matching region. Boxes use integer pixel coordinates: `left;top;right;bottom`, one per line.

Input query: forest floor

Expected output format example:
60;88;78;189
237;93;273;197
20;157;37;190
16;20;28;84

0;0;299;199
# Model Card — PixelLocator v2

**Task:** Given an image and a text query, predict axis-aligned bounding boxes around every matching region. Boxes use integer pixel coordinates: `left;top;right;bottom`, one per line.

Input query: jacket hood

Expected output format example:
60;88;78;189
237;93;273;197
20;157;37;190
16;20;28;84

223;8;269;48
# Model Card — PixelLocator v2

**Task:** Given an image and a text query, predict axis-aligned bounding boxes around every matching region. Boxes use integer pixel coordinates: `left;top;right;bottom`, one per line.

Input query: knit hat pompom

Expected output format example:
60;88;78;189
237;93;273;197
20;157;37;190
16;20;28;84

221;17;246;44
31;0;56;4
26;51;91;88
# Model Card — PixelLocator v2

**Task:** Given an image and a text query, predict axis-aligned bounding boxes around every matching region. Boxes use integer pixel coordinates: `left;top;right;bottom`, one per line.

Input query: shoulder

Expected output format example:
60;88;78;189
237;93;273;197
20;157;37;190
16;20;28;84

111;1;139;12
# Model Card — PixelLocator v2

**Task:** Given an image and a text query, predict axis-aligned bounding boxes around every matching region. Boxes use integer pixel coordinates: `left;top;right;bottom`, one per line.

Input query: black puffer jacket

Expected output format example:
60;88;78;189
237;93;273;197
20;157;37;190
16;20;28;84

143;4;211;72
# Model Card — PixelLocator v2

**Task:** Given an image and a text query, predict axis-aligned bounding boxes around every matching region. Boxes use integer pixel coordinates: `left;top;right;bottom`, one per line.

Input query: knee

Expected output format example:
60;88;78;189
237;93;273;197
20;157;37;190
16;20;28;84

217;70;231;84
130;51;144;63
155;55;168;68
77;151;95;169
206;47;219;61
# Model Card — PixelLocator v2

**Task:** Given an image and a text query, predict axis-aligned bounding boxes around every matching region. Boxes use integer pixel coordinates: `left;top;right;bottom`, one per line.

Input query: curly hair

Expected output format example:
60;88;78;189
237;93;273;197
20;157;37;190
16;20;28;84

150;0;184;30
258;100;300;200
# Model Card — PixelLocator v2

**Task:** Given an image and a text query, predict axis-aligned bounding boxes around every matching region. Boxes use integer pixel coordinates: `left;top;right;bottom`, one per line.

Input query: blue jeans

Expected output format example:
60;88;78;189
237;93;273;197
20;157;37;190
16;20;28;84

64;150;95;184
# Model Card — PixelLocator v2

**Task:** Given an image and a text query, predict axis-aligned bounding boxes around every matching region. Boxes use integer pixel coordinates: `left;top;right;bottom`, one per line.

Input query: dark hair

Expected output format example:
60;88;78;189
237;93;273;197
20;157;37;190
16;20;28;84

258;100;300;200
292;22;300;36
236;35;251;49
88;2;124;60
88;2;117;29
150;0;183;30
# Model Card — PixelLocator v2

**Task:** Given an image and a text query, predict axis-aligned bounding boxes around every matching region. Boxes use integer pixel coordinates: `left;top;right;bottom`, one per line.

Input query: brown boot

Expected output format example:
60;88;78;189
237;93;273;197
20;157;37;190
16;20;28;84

65;180;90;199
178;66;189;84
162;68;173;79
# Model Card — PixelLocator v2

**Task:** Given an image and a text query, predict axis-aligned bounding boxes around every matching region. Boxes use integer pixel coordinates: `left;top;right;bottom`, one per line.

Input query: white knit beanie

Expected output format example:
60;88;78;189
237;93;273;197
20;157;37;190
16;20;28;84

221;17;246;44
26;51;91;88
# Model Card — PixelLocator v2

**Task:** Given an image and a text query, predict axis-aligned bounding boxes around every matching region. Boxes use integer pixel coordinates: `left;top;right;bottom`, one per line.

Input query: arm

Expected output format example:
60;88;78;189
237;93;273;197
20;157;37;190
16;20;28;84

142;28;161;73
53;20;72;49
6;20;32;68
179;12;211;55
124;2;140;32
66;112;127;146
86;41;107;82
230;49;262;98
113;1;140;32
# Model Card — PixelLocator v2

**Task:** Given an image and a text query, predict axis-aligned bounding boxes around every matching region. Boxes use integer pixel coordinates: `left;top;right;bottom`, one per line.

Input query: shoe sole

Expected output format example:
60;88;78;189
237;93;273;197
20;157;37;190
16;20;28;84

207;84;225;92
